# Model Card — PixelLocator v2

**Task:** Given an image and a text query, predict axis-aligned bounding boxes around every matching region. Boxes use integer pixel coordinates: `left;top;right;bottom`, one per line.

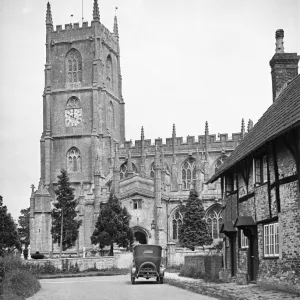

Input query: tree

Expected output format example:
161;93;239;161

51;169;82;253
91;192;134;256
0;196;20;256
18;207;30;247
179;189;212;250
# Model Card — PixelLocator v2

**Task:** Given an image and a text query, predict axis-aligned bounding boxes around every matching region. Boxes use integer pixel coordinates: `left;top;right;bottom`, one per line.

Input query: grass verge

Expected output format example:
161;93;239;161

0;255;40;300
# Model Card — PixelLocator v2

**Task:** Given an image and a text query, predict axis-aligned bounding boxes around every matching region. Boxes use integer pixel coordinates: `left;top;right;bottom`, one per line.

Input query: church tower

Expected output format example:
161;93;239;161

30;1;125;253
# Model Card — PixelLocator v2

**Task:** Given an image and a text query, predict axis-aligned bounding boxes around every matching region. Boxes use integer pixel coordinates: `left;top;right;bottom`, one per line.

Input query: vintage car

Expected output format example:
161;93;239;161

130;244;165;284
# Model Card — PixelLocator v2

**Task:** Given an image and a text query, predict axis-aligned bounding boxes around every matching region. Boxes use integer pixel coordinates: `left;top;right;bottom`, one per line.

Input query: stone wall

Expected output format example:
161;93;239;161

184;254;222;279
27;252;133;271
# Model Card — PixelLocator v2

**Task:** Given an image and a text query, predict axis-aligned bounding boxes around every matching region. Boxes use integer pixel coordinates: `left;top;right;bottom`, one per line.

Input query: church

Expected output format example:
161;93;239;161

29;1;244;254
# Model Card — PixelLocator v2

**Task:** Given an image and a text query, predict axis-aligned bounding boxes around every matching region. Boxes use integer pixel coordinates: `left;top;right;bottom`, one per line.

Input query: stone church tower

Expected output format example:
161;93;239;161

30;1;243;254
30;1;125;253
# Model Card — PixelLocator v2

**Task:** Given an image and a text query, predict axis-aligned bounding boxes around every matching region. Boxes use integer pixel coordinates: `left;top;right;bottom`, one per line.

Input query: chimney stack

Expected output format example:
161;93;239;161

269;29;299;102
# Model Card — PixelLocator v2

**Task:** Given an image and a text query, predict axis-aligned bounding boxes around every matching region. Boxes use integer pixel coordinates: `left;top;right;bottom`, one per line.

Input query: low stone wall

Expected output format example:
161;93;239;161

184;254;222;279
27;252;133;271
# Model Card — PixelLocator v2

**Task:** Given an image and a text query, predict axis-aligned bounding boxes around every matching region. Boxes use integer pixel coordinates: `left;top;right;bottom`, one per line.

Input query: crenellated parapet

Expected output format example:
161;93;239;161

119;132;241;158
49;22;118;53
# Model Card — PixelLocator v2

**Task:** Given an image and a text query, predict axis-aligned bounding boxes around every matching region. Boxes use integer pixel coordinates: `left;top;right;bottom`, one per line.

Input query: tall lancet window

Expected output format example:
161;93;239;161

181;158;196;190
172;209;183;240
66;49;82;84
107;102;115;132
106;55;113;90
67;147;81;173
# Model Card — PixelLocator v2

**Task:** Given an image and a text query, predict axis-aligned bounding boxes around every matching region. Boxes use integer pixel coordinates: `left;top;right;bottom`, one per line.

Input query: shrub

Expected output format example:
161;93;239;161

0;254;40;300
179;262;202;279
31;252;45;259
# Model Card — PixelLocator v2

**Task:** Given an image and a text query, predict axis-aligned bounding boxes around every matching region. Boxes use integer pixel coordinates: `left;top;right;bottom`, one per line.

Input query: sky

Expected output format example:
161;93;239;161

0;0;299;220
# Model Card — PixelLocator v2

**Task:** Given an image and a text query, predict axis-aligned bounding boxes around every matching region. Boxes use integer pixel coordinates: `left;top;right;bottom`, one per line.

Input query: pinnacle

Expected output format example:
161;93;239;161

93;0;100;21
141;126;144;140
205;121;209;135
113;15;119;36
46;2;53;26
172;124;176;137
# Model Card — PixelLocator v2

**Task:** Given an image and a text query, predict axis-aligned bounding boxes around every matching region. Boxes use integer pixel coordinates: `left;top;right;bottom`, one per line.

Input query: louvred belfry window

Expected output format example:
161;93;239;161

67;147;81;173
66;49;82;84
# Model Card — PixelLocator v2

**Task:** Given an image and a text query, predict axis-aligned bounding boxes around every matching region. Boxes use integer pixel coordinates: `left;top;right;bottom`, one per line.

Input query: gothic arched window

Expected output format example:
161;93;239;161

181;158;196;190
119;162;138;180
205;204;223;239
67;147;81;173
66;49;82;84
172;209;183;240
107;102;114;132
106;55;113;90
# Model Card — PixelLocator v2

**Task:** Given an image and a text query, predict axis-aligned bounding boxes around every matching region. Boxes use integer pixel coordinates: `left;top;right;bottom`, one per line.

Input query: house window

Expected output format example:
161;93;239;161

240;230;249;248
255;155;268;184
67;147;81;173
66;49;82;84
172;210;183;240
181;158;196;190
264;223;279;257
226;175;234;193
133;199;142;209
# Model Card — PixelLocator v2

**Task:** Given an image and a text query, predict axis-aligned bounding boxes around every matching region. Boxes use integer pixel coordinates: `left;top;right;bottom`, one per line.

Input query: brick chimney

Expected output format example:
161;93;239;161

269;29;299;102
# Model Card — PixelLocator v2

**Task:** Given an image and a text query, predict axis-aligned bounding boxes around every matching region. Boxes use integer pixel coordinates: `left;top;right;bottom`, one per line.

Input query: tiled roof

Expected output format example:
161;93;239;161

208;74;300;183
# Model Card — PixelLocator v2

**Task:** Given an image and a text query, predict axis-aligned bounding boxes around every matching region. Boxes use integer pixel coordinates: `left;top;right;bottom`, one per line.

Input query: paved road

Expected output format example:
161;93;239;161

27;275;218;300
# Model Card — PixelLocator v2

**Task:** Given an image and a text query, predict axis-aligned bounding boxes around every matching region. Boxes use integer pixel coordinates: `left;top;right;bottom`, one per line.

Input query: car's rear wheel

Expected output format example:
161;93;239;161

131;276;135;285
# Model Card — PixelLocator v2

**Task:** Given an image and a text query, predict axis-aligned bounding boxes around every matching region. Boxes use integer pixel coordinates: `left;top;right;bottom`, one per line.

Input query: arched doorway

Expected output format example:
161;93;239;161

134;231;147;244
132;226;150;244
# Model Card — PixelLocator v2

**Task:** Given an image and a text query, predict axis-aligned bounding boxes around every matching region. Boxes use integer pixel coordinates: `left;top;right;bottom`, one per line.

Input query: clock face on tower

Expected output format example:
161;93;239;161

65;108;82;127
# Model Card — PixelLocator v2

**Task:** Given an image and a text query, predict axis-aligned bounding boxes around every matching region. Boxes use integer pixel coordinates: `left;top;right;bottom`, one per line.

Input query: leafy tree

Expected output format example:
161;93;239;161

0;196;20;256
51;169;82;251
18;207;30;247
91;192;134;256
179;189;212;250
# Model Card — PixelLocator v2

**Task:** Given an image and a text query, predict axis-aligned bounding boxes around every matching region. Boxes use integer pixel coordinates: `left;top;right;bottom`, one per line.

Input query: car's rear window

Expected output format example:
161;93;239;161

143;250;154;254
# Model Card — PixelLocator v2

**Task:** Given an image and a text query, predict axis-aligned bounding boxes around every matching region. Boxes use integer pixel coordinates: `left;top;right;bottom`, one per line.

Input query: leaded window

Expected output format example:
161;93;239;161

67;147;81;173
181;159;196;190
66;49;82;84
172;210;183;240
205;205;222;239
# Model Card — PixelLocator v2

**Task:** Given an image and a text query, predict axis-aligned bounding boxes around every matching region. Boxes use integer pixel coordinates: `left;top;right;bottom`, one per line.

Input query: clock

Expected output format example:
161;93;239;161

65;108;82;127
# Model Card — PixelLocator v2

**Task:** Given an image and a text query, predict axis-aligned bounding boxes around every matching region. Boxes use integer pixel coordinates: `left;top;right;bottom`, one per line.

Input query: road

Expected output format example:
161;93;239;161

27;275;218;300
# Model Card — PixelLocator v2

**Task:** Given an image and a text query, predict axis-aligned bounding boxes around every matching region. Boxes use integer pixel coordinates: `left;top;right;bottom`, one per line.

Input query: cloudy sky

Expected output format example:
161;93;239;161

0;0;299;220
